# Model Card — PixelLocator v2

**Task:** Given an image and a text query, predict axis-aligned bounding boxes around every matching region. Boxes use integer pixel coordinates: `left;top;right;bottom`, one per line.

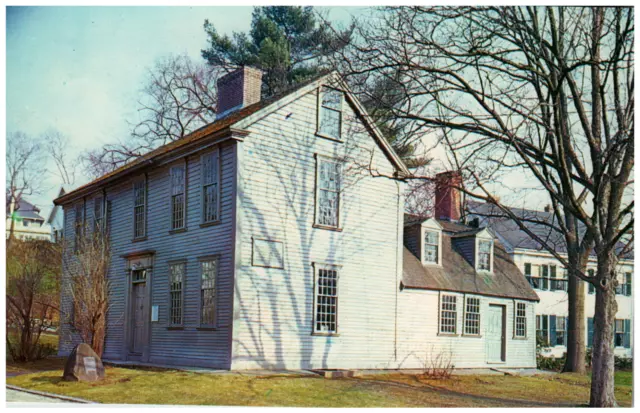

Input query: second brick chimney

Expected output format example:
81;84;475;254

216;66;263;118
435;171;462;222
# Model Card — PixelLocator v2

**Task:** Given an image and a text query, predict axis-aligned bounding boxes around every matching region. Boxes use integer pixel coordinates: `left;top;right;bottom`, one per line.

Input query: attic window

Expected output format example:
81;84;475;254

477;239;493;272
318;87;343;140
423;230;440;264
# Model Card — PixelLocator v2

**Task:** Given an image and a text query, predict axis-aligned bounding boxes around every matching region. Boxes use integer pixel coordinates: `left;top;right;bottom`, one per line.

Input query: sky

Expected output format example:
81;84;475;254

6;6;365;218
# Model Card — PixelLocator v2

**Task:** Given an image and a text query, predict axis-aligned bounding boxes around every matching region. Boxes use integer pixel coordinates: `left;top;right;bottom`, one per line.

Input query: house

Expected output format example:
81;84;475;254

467;201;633;358
55;67;537;370
47;187;66;242
6;197;51;241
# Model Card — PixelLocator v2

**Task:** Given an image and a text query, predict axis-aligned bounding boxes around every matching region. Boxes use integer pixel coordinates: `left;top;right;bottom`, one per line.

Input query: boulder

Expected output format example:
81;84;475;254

63;343;105;382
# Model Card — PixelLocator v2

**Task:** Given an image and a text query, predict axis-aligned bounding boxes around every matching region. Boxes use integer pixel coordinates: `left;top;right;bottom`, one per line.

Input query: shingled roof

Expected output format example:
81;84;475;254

402;218;539;301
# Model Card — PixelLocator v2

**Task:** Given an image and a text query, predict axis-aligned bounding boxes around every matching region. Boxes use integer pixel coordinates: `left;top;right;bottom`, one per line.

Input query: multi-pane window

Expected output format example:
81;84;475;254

622;272;632;296
555;316;566;346
314;265;339;334
614;319;631;348
169;262;185;326
74;203;84;252
133;180;146;239
201;151;219;223
536;314;549;345
588;269;596;294
515;302;527;338
170;165;186;230
424;230;439;264
132;269;146;283
200;259;218;326
318;87;343;139
93;196;104;233
440;295;457;334
464;297;480;335
477;240;492;271
316;158;341;228
527;264;551;290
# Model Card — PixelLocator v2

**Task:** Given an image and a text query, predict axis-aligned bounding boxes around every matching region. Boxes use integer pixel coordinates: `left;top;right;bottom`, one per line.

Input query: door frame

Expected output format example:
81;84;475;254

122;252;155;363
486;304;507;364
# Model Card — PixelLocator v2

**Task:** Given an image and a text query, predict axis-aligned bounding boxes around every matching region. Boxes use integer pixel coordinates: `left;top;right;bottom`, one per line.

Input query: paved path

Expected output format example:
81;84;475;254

6;388;67;403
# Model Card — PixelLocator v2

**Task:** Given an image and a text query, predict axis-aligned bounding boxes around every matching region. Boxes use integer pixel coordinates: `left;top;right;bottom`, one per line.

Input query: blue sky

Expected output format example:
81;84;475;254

6;6;364;216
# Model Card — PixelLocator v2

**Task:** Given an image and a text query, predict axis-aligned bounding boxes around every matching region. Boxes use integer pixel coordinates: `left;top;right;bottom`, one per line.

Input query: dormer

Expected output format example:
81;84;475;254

403;216;443;267
452;227;495;273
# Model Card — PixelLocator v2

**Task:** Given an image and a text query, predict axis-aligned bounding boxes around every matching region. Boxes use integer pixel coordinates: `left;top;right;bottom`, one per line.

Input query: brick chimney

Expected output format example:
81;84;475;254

435;171;462;222
216;66;262;118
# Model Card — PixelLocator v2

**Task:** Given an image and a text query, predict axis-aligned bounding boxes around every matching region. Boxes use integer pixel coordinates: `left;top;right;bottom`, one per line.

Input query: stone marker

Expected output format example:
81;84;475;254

63;343;105;382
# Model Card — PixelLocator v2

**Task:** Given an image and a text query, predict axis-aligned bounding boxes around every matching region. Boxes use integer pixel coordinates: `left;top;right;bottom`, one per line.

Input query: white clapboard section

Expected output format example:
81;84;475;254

252;238;285;269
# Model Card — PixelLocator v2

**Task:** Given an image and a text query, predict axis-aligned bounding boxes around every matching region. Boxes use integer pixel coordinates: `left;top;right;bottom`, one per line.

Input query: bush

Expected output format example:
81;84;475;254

615;356;633;371
537;354;566;371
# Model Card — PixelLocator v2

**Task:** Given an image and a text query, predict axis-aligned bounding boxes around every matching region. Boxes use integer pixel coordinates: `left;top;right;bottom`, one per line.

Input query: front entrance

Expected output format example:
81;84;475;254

486;304;506;363
129;269;148;358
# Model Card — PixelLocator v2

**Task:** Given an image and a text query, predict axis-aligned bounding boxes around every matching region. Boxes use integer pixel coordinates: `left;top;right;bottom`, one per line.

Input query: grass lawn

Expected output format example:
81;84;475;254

5;365;633;407
6;332;61;374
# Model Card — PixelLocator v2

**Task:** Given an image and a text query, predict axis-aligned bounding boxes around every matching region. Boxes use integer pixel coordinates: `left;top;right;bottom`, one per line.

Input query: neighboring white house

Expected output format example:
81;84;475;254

6;197;51;241
47;187;66;242
467;201;633;358
55;67;538;370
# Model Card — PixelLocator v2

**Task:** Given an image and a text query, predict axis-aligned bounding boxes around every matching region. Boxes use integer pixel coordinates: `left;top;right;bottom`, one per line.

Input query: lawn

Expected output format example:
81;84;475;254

5;365;633;407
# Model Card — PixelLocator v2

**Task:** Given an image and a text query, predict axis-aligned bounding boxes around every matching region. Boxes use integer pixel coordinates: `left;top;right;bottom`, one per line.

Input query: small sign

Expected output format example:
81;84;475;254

83;356;97;375
151;305;159;322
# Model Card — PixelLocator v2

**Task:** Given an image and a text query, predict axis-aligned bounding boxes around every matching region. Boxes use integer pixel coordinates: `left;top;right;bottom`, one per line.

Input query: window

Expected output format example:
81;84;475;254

313;264;339;334
464;297;480;335
588;269;596;294
169;262;185;326
200;258;218;326
524;263;538;288
318;87;343;139
477;240;492;271
423;230;439;264
536;315;549;346
555;316;566;346
515;302;527;338
23;220;29;227
74;203;84;252
133;180;146;239
614;319;631;348
315;157;341;228
622;272;632;296
132;269;146;283
170;165;186;230
93;196;104;232
539;265;550;290
550;265;567;291
440;295;457;334
201;151;220;223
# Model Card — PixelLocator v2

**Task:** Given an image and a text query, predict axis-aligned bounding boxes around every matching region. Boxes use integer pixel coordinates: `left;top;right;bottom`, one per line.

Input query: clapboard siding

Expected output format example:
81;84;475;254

230;87;404;369
396;289;536;368
59;142;237;368
454;237;475;266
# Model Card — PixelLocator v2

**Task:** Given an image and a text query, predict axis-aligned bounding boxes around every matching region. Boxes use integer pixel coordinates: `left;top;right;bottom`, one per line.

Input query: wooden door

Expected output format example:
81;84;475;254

130;281;147;354
486;304;506;363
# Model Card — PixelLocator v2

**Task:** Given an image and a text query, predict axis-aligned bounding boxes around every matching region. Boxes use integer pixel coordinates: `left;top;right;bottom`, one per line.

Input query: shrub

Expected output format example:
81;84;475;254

615;356;633;371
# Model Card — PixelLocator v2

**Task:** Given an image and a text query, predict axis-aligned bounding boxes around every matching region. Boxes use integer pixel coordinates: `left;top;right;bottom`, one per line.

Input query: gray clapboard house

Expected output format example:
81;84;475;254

56;67;538;370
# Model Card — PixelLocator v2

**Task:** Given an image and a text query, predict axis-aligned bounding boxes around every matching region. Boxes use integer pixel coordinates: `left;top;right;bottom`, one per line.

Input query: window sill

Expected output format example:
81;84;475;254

437;333;458;337
169;228;187;235
462;334;482;338
313;224;343;232
196;326;218;331
315;131;343;143
200;220;221;229
311;332;340;337
166;326;184;330
513;336;528;340
132;236;148;243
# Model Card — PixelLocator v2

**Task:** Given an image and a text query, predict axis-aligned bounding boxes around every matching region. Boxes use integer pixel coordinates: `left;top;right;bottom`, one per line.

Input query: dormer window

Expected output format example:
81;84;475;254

476;239;493;272
424;230;439;264
317;87;343;140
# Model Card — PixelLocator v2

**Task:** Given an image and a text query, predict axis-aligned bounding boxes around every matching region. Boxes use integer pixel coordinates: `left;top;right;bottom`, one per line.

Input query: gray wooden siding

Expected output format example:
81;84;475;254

453;236;475;266
404;224;420;258
230;87;405;369
59;142;237;368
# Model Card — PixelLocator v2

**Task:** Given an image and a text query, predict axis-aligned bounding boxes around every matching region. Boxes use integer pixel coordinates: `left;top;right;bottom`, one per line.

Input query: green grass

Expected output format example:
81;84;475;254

5;366;633;407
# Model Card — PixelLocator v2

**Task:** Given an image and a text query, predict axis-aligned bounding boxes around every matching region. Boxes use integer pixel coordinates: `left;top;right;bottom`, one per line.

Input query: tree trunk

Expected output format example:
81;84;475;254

589;256;618;407
563;254;589;373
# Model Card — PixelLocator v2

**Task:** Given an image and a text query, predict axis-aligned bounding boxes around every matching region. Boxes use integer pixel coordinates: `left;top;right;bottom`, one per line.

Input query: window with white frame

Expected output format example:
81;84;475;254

588;269;596;294
200;258;218;326
316;157;341;228
201;151;219;223
477;240;492;271
515;302;527;338
536;314;549;345
313;264;339;334
555;316;566;346
169;262;185;326
440;295;457;334
133;180;146;239
318;87;343;139
623;272;632;296
464;297;480;335
424;230;439;264
93;196;104;232
170;165;186;230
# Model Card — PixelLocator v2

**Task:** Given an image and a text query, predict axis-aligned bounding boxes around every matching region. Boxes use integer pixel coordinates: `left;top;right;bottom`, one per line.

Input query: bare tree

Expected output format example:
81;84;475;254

44;129;77;186
6;239;61;361
337;6;633;406
64;219;111;357
6;131;46;244
80;54;221;178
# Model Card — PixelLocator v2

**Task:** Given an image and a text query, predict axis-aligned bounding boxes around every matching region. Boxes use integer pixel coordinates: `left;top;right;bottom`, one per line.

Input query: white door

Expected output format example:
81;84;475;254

486;304;506;363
